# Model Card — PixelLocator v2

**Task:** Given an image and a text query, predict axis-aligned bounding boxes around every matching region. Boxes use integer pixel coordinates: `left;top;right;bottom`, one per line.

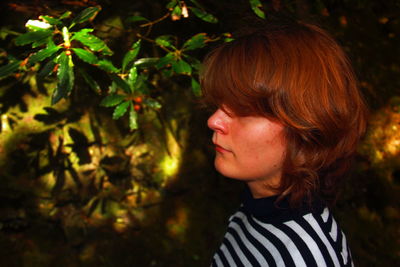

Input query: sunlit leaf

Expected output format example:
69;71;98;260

249;0;266;19
134;57;158;68
129;103;138;130
127;66;138;89
72;48;98;64
79;68;101;93
183;33;207;51
52;52;74;105
155;35;175;49
100;94;125;107
70;6;101;28
28;44;60;64
191;77;201;96
15;30;53;46
156;53;174;69
40;16;62;26
172;59;191;74
72;29;113;55
110;74;131;93
113;101;130;119
59;11;72;20
144;98;162;109
189;7;218;23
122;40;141;72
25;20;52;30
97;59;119;73
0;60;21;78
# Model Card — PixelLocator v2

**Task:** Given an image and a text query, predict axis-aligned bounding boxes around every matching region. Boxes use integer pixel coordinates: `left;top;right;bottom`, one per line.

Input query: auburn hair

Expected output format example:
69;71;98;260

201;21;368;207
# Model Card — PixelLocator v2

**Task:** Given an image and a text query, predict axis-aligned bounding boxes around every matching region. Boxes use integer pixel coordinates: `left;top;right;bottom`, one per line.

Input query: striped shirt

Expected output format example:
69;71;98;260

212;189;353;267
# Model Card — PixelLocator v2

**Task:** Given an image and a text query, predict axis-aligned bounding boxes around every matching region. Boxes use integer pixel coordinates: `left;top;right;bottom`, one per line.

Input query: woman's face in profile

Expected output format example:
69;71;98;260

207;107;287;195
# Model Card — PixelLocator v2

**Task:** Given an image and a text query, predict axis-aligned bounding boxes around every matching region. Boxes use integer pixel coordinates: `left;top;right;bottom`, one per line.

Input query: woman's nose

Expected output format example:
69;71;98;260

207;108;228;134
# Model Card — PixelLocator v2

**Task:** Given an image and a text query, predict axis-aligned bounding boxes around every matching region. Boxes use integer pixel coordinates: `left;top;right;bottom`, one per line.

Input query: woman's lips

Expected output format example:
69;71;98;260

214;144;231;153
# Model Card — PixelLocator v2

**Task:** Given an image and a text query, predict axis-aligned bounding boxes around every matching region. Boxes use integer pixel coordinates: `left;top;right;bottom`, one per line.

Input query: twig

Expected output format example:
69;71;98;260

139;13;170;28
136;33;172;53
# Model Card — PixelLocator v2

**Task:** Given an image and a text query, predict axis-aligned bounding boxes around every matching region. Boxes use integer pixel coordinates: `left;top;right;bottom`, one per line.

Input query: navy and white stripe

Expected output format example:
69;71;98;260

212;191;353;267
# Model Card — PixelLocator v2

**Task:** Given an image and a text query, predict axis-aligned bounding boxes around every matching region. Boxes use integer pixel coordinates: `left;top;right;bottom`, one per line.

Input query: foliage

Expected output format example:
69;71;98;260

0;1;225;265
0;4;221;130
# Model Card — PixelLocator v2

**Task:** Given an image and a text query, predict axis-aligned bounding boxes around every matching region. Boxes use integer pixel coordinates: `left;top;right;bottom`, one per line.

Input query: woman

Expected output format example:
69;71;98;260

201;20;367;267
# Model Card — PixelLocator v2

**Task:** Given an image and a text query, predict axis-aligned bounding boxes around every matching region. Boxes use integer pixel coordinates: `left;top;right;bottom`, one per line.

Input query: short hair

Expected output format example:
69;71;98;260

201;21;368;207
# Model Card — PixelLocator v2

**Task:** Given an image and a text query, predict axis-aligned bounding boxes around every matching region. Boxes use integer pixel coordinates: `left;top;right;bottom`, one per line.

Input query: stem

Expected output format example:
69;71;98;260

136;33;172;53
139;13;170;28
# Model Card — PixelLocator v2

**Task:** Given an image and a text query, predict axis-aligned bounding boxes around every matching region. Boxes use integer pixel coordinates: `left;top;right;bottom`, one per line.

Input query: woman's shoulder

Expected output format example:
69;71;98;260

221;205;353;266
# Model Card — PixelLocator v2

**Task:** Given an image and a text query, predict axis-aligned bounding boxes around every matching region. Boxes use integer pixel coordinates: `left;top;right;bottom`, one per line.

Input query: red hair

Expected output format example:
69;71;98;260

201;21;368;206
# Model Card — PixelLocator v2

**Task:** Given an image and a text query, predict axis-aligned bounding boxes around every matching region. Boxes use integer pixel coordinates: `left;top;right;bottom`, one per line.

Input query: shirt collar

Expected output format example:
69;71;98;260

241;186;325;222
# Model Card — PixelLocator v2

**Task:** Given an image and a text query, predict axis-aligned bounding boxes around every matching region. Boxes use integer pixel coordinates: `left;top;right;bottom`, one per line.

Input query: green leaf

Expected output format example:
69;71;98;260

0;27;19;40
52;52;74;105
40;16;62;26
113;101;130;119
155;35;175;49
191;78;201;96
70;6;101;28
183;33;207;51
0;61;21;78
166;0;178;9
127;66;138;90
110;74;131;93
97;59;119;73
72;29;113;55
100;94;125;107
161;68;173;78
33;37;52;48
15;30;53;46
156;53;174;69
129;103;138;130
249;0;266;19
122;40;141;72
28;45;60;64
25;20;52;31
72;48;98;64
187;56;202;71
134;57;158;68
172;59;191;74
109;81;118;94
125;16;149;23
134;74;147;92
189;7;218;23
79;68;100;93
188;0;205;9
144;98;161;109
171;5;182;17
59;11;72;20
38;59;56;77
